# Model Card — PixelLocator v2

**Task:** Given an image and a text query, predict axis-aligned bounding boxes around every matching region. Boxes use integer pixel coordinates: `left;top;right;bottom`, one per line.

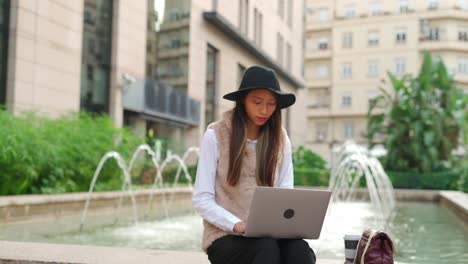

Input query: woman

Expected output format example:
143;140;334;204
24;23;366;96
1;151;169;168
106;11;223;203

193;66;316;264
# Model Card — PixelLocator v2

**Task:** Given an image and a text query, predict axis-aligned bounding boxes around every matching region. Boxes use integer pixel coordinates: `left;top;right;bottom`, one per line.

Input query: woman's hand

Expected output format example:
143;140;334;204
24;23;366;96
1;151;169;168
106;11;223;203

233;221;246;234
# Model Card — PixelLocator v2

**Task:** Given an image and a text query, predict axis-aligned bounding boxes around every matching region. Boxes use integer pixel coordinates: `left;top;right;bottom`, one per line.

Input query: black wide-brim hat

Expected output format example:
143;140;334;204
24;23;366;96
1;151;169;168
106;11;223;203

223;65;296;109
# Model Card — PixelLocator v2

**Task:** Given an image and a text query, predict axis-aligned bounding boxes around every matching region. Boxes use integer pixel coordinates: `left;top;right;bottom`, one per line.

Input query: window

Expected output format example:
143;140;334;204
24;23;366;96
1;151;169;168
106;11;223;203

428;27;440;41
344;4;356;18
80;0;113;113
239;0;249;35
458;58;468;74
278;0;285;19
368;60;379;77
238;64;246;85
341;63;352;78
341;95;352;107
395;58;406;75
277;33;284;66
395;29;407;44
0;0;10;104
399;0;409;13
306;3;314;14
319;7;329;22
318;37;328;50
344;122;354;139
342;32;353;48
428;0;439;9
253;8;262;46
459;0;468;9
316;64;329;79
287;0;293;27
459;28;468;42
205;44;218;127
367;90;385;108
286;42;292;72
368;31;380;46
370;1;383;16
315;123;328;142
368;90;379;107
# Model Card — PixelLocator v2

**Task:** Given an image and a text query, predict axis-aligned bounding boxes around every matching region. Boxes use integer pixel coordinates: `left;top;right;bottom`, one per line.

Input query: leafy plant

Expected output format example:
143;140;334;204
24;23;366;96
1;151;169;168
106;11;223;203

292;146;329;186
0;109;144;195
367;52;467;173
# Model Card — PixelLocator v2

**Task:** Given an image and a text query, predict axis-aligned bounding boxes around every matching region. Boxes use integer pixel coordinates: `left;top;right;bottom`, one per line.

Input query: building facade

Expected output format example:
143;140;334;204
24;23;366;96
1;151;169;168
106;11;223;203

1;0;307;153
305;0;468;162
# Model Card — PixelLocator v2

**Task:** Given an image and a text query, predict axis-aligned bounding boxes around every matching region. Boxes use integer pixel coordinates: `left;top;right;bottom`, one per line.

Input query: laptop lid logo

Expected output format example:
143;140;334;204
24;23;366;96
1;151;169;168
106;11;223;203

283;209;295;219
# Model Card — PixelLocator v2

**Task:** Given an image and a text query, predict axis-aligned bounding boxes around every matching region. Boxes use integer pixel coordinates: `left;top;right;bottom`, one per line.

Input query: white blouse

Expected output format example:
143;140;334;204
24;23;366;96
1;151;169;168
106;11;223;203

192;128;294;233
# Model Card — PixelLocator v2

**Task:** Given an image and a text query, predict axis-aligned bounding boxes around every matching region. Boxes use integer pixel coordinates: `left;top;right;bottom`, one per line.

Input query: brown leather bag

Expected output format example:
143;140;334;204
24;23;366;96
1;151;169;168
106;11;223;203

346;227;395;264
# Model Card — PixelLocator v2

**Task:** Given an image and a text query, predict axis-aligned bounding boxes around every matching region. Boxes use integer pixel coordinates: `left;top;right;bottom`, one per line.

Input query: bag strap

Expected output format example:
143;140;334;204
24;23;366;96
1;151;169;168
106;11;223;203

360;229;378;264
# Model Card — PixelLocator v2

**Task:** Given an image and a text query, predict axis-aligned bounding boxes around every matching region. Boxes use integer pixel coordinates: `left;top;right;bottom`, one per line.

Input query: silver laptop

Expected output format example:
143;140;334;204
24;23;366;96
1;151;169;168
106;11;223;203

244;187;332;239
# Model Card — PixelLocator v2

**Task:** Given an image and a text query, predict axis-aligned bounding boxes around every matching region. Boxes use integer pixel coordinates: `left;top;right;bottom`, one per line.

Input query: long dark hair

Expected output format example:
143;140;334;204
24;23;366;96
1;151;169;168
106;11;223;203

227;94;283;186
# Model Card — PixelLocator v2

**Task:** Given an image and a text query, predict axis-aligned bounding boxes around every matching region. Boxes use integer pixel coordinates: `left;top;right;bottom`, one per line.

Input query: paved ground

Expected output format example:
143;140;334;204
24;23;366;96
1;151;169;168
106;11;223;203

0;240;342;264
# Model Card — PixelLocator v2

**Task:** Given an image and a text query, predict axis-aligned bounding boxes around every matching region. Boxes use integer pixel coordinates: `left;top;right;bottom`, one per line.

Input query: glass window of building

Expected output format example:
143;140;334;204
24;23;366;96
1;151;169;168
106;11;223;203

369;1;383;16
155;0;191;92
278;0;285;19
395;58;406;75
286;42;292;72
459;0;468;9
341;95;352;107
344;122;354;138
399;0;409;13
458;58;468;74
458;27;468;41
239;0;249;35
368;60;379;77
342;32;353;48
205;44;218;127
428;0;439;9
0;0;10;105
368;31;380;46
344;4;356;18
318;37;329;50
80;0;113;113
395;29;407;44
316;64;329;79
315;122;327;142
341;63;352;78
238;64;246;86
146;0;159;79
253;8;262;47
319;7;329;22
287;0;293;27
277;33;284;66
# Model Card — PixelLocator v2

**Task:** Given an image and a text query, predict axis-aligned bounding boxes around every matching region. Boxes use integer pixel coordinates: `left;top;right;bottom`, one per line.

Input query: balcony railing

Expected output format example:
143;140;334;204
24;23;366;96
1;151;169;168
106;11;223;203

123;79;200;126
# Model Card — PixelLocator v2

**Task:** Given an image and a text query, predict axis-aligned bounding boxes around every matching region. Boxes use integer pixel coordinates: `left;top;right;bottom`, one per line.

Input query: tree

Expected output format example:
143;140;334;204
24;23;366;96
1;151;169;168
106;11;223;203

367;52;467;172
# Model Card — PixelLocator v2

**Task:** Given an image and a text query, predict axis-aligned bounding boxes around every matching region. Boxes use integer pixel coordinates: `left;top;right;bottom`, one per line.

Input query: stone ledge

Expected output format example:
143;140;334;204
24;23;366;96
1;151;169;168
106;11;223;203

439;191;468;224
0;188;192;207
0;240;342;264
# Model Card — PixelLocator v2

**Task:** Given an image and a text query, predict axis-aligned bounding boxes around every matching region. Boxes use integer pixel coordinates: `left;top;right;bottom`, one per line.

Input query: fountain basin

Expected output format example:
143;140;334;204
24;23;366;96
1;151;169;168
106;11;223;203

0;188;466;264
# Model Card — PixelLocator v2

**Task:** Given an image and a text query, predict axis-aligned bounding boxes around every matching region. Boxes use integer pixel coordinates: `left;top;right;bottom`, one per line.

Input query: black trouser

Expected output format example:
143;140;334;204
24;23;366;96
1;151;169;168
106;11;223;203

207;235;316;264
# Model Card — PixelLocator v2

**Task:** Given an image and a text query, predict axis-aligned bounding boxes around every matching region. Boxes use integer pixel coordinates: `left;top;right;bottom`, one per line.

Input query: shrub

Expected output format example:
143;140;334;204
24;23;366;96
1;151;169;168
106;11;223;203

292;146;329;187
386;170;466;192
0;109;143;195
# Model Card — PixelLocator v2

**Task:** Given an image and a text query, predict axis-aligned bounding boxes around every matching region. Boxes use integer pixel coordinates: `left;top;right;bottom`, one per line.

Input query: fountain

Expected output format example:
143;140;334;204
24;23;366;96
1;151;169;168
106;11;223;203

79;144;199;231
329;140;396;220
79;151;138;231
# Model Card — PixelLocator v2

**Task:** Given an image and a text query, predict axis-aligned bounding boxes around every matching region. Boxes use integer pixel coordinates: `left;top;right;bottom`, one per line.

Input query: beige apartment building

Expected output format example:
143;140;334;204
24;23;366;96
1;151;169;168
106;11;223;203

1;0;307;152
305;0;468;162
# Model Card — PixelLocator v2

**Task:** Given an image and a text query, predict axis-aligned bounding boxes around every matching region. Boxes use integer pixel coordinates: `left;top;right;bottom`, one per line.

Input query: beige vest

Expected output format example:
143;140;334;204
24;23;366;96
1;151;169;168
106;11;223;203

201;110;285;252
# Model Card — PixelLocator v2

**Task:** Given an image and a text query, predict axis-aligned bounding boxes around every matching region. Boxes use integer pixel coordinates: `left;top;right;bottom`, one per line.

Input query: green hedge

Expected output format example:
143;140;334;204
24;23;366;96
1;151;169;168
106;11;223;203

292;146;330;187
0;109;144;195
387;170;467;192
294;167;330;187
